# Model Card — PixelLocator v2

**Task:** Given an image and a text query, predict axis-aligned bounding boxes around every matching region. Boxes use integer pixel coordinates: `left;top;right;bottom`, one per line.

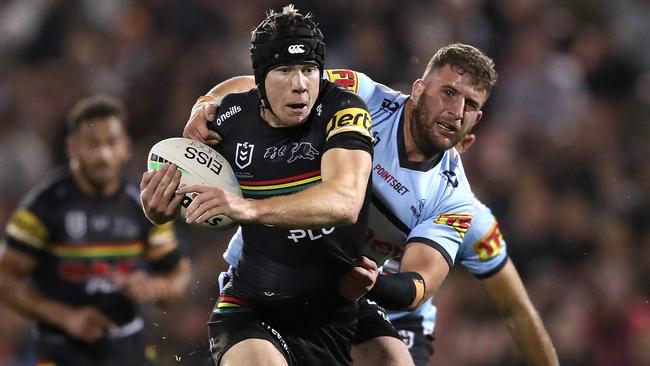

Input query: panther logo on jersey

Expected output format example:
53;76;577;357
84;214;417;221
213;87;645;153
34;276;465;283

433;213;472;238
472;221;505;260
287;142;319;163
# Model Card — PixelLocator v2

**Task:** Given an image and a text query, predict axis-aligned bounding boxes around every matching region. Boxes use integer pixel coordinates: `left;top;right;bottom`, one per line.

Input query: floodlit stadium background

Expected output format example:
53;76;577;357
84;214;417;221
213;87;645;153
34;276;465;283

1;1;649;365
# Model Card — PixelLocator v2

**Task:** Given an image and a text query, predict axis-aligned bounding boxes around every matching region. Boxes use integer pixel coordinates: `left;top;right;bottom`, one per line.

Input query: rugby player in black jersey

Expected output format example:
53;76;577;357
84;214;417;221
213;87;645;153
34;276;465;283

0;96;191;366
140;5;377;366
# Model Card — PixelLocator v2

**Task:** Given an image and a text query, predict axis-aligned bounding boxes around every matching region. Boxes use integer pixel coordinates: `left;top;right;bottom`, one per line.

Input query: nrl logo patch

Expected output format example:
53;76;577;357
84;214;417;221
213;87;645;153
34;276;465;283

235;142;254;169
65;210;87;240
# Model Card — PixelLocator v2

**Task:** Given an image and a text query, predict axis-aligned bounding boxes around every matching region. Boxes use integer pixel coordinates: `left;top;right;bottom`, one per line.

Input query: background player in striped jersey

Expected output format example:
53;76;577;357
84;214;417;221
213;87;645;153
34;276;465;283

185;43;557;366
0;95;191;366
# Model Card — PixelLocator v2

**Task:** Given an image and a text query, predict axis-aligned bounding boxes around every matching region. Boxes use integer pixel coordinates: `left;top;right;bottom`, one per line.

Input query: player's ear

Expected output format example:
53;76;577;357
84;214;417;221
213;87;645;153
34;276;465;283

65;134;76;160
473;110;483;126
456;133;476;154
123;136;133;161
411;79;425;105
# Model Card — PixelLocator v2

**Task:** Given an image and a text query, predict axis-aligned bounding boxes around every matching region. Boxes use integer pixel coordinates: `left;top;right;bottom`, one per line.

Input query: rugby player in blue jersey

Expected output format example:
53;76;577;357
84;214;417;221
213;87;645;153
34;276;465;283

0;96;191;366
185;43;558;366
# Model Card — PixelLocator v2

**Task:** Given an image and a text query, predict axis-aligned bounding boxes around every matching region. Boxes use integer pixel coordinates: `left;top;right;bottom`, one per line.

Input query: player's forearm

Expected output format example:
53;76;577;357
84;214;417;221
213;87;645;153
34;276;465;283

206;76;256;102
248;179;367;228
152;258;191;302
505;306;559;366
482;260;559;366
0;277;74;330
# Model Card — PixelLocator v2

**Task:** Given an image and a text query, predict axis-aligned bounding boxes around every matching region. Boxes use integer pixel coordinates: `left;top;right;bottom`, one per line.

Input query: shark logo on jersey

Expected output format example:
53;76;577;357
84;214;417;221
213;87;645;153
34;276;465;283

65;210;87;239
442;170;459;188
235;142;254;169
287;142;319;163
381;98;400;113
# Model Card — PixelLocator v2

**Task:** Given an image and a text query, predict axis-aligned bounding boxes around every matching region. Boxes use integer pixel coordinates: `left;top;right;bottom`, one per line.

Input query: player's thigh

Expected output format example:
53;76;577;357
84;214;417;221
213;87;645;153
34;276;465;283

353;298;414;366
392;318;434;366
208;305;291;366
353;336;414;366
220;338;288;366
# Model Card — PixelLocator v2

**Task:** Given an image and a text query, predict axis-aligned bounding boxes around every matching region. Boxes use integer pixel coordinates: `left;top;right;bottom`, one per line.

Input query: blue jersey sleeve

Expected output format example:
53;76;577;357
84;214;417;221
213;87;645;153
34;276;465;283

458;199;508;278
406;194;474;268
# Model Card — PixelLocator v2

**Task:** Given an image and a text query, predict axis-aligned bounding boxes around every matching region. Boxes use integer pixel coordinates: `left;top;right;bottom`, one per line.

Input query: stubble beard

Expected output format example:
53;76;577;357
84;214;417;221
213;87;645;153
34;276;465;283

411;103;456;159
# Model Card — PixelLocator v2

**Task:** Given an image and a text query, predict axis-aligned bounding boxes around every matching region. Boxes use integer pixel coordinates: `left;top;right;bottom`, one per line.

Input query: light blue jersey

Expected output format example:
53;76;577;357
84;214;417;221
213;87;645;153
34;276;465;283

386;197;508;335
222;69;506;335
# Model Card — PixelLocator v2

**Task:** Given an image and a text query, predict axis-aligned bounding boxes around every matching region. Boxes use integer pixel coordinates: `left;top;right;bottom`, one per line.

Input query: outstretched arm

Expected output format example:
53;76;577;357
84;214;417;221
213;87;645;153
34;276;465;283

366;242;449;311
183;76;255;145
482;258;559;366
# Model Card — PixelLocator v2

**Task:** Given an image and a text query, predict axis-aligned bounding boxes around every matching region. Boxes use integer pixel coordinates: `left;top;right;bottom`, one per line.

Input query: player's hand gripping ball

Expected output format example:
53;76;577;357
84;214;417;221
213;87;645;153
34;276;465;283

148;137;241;230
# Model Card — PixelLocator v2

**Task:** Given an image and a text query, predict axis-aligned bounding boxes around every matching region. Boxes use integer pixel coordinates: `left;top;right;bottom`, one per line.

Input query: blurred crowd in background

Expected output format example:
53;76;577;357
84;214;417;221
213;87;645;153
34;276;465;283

1;0;649;365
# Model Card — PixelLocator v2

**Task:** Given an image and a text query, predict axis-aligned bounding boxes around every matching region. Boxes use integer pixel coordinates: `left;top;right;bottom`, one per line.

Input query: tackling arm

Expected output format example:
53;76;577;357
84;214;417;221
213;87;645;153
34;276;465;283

184;76;256;145
482;258;559;366
368;242;450;311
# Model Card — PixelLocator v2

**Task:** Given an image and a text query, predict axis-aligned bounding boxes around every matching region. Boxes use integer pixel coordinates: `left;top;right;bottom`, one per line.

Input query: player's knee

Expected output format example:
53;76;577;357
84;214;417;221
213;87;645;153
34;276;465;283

219;339;288;366
352;336;414;366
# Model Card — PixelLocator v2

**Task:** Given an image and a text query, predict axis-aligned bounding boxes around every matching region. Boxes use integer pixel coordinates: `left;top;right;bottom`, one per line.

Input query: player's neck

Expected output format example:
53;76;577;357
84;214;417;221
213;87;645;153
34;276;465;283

403;99;442;163
70;164;120;197
260;107;283;128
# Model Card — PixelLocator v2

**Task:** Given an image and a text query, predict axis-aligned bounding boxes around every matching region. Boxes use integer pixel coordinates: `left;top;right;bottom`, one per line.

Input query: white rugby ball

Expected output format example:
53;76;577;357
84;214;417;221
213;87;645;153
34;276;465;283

147;137;241;230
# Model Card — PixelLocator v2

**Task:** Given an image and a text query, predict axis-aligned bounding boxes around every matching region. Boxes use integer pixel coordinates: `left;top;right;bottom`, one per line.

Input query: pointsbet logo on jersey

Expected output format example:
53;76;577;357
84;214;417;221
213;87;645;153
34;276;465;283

433;213;472;238
325;107;372;141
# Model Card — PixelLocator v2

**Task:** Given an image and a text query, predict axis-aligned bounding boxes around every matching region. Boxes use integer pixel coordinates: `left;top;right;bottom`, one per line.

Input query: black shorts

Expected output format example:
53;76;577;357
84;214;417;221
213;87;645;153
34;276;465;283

208;296;357;366
354;297;401;344
391;316;435;366
33;329;152;366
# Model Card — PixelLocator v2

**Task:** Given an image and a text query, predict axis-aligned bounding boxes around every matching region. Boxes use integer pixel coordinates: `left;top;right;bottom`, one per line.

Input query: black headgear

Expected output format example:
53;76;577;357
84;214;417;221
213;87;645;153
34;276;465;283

250;8;325;101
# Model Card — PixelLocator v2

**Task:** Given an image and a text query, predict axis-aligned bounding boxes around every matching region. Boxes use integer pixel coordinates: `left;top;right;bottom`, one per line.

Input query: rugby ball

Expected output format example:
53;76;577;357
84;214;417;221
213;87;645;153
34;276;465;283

147;137;241;230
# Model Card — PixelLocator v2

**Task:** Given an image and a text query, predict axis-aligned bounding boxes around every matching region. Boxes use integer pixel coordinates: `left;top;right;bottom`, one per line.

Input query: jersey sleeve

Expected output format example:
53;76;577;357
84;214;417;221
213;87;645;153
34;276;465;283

406;197;474;270
144;218;184;273
325;69;377;102
458;201;508;278
3;191;51;258
323;89;374;154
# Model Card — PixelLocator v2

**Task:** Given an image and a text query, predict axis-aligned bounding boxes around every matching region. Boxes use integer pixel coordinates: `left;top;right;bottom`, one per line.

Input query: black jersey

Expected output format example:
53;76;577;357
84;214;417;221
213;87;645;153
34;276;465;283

208;80;373;310
3;167;180;334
